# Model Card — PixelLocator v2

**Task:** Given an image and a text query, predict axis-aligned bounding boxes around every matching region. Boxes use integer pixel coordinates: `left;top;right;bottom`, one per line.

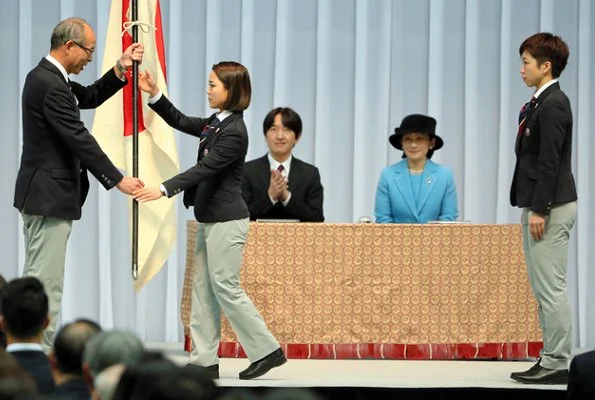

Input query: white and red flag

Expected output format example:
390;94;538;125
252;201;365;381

92;0;179;291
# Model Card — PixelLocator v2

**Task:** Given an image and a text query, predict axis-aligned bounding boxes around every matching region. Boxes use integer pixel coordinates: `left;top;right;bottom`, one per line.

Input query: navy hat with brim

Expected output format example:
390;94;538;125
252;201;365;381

389;114;444;151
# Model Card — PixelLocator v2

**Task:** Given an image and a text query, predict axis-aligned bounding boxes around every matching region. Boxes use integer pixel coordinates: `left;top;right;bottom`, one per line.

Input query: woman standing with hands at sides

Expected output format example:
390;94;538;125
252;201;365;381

134;62;286;380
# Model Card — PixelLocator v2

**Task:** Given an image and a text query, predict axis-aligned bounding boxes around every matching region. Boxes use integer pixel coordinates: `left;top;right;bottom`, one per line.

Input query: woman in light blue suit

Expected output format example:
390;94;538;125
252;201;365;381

375;114;458;223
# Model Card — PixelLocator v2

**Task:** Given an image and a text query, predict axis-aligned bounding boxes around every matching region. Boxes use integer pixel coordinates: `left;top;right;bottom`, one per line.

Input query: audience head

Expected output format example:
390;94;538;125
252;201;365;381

263;107;303;161
217;388;260;400
93;363;126;400
519;32;569;82
50;319;102;378
0;349;39;400
0;274;7;349
389;114;442;160
112;357;217;400
82;330;144;387
262;388;324;400
0;277;49;343
210;61;251;112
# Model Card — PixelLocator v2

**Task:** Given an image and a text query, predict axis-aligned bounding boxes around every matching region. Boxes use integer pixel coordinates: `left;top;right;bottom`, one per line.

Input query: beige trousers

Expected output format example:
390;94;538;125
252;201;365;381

21;212;72;349
188;218;279;367
521;201;577;370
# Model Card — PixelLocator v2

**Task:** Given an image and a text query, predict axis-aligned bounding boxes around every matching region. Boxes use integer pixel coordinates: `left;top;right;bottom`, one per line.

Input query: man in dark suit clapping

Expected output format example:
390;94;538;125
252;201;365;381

243;107;324;222
13;17;145;349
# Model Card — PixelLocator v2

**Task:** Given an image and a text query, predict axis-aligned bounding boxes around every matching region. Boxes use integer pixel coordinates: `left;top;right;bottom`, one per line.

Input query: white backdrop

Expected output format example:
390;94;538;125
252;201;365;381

0;0;593;347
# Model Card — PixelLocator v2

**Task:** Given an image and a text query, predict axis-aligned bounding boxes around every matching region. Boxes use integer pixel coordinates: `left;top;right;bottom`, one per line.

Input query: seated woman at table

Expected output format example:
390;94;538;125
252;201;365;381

374;114;458;223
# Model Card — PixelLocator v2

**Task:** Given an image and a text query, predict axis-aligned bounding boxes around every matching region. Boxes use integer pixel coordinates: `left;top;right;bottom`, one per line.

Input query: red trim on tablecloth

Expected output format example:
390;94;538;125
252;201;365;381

183;336;542;359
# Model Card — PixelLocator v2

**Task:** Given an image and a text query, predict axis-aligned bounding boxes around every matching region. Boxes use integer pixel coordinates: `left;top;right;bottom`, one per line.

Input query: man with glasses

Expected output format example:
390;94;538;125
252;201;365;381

13;17;145;349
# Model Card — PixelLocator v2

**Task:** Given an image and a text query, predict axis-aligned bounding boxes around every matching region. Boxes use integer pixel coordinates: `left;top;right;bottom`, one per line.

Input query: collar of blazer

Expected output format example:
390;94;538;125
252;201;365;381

38;57;70;88
529;81;560;115
515;81;561;152
394;159;440;219
198;111;243;152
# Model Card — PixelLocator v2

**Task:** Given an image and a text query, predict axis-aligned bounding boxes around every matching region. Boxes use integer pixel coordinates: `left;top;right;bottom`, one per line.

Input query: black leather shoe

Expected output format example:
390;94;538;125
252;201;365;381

239;348;287;380
510;360;541;380
510;365;568;385
184;363;219;380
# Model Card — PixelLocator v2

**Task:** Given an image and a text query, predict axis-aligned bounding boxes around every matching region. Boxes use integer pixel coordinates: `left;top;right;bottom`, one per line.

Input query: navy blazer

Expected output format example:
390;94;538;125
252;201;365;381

52;378;90;400
149;95;249;223
374;159;458;223
14;58;126;220
568;350;595;400
510;81;577;214
10;350;56;395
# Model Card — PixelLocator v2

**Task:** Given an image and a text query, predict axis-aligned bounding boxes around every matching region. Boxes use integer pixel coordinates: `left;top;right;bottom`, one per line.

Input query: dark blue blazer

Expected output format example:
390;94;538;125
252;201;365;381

10;350;56;395
568;350;595;400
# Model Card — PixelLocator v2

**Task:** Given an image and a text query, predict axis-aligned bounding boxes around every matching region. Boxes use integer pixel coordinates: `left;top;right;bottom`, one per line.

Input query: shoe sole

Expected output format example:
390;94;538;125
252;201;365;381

239;357;287;380
511;375;568;385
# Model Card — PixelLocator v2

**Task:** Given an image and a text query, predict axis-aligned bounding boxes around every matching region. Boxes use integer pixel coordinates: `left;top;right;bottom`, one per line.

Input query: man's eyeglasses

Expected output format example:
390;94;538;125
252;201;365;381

71;40;95;56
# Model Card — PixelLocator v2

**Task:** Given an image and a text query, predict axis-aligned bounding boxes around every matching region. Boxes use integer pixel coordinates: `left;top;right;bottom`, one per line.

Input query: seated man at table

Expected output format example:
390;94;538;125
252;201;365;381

375;114;458;223
243;107;324;222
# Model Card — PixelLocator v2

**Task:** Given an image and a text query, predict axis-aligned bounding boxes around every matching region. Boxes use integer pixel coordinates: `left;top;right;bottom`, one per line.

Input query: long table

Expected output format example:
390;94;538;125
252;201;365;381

181;222;542;360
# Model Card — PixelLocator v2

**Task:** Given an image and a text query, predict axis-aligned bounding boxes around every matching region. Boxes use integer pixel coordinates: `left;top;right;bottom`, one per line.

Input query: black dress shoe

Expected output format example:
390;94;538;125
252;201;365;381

510;360;541;380
239;348;287;380
510;365;568;385
184;363;219;380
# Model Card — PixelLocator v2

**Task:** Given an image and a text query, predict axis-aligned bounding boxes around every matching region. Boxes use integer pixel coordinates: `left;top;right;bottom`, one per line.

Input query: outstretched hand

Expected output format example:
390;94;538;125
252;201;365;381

138;70;159;97
133;187;163;203
117;176;145;195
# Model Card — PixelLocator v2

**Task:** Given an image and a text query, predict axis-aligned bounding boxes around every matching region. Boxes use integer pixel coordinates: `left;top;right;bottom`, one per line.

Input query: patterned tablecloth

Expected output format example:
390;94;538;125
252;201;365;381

181;222;542;360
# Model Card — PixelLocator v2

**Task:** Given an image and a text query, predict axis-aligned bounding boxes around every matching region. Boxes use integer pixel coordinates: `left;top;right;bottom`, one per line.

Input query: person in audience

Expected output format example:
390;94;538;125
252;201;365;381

0;349;39;399
49;319;102;399
112;358;217;400
509;32;576;385
135;62;286;380
243;107;324;222
0;274;7;349
92;363;125;400
568;350;595;399
262;388;324;400
374;114;458;223
216;388;259;400
0;277;55;395
82;330;144;398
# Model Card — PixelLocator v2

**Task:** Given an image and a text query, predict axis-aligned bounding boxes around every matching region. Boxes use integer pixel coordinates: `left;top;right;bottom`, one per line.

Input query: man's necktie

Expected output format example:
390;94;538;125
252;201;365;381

276;164;285;173
517;96;537;137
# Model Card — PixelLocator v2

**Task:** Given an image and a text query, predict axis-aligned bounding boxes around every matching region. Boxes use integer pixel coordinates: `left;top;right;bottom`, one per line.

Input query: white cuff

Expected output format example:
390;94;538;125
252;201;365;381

159;184;168;197
148;91;163;104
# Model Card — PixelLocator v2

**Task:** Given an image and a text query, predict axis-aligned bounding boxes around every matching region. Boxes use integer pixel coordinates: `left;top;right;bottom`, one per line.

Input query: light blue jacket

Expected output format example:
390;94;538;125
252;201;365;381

374;159;458;223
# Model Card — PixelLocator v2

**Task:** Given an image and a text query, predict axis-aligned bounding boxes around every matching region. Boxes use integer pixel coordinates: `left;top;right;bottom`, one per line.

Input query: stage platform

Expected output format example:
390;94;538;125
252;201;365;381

152;343;567;400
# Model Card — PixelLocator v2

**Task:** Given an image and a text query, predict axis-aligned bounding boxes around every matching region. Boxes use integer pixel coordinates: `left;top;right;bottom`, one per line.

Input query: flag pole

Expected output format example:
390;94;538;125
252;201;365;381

131;0;139;280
